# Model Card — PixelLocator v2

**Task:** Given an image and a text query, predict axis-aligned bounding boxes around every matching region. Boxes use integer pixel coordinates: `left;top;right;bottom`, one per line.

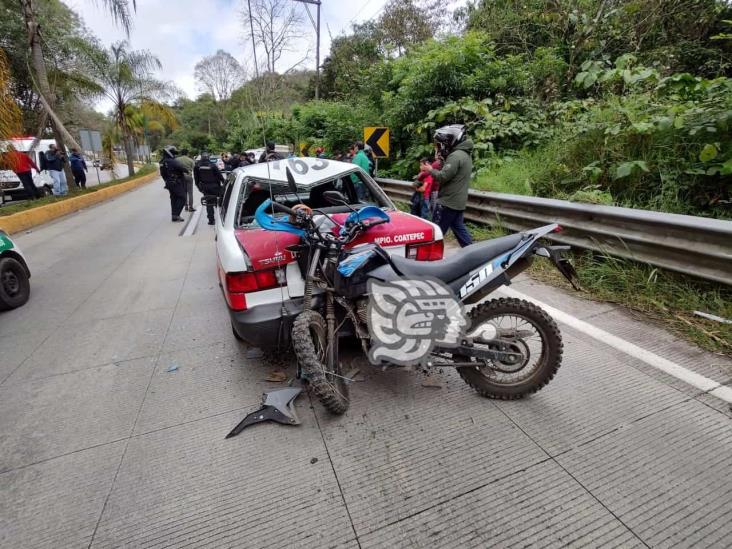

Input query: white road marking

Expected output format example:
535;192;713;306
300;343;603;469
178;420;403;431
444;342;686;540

182;208;202;237
497;286;732;404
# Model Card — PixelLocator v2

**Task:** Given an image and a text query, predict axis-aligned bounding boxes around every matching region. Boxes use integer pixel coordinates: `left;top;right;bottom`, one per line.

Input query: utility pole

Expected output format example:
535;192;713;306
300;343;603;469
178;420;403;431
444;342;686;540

247;0;260;78
294;0;321;100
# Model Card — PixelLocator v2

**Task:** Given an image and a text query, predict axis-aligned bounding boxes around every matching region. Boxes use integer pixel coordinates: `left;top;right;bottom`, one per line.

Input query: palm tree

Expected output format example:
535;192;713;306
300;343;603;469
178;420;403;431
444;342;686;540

127;101;179;159
0;48;22;169
18;0;136;165
87;42;177;176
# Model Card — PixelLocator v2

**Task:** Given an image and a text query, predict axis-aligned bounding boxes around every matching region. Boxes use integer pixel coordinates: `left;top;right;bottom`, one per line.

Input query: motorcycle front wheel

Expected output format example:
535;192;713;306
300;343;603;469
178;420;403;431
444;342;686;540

455;298;563;399
292;310;349;415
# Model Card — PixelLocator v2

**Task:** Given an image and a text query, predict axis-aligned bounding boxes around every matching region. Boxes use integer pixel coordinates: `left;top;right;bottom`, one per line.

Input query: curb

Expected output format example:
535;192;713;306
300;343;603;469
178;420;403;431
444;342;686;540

0;171;158;235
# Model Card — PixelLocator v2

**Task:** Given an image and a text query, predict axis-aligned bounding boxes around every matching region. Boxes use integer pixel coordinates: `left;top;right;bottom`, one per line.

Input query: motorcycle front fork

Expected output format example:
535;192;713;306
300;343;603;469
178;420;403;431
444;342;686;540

326;292;336;369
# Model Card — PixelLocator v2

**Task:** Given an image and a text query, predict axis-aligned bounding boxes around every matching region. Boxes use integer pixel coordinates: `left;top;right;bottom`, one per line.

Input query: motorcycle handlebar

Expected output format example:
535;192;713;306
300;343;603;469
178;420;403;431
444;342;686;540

362;217;389;229
269;201;298;217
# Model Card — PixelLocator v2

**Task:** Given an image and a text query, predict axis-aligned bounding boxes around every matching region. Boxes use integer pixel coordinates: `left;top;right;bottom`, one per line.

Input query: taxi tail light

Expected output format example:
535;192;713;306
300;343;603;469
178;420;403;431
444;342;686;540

406;240;444;261
224;268;285;311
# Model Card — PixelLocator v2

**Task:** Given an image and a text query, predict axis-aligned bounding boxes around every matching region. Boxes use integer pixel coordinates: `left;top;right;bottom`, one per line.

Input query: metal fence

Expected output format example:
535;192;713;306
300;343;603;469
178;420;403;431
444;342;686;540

377;178;732;286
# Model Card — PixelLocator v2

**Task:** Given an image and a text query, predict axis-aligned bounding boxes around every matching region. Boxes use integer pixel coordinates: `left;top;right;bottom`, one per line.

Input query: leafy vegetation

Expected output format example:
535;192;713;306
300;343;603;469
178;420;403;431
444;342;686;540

186;0;732;219
530;250;732;356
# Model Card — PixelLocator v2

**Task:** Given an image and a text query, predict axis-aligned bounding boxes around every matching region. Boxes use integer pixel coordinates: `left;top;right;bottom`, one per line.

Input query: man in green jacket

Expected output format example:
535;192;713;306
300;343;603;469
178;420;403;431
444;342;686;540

351;141;371;173
178;148;196;212
420;125;473;247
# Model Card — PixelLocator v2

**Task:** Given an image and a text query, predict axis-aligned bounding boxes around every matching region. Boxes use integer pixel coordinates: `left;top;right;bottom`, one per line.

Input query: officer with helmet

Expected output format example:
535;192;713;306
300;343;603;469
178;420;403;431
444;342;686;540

159;146;189;222
194;152;225;225
420;124;474;247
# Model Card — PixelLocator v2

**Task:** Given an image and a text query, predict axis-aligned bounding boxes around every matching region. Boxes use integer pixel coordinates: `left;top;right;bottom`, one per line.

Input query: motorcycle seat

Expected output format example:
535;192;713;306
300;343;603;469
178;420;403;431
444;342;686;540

390;233;524;283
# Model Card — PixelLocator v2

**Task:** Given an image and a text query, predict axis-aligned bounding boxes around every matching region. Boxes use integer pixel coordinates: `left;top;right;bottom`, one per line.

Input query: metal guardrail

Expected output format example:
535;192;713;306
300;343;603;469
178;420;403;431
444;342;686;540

377;178;732;286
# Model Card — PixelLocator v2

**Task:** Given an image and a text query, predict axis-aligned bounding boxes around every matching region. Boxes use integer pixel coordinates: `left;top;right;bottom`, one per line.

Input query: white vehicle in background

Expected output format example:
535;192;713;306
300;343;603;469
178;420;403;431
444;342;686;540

0;137;55;200
212;157;444;350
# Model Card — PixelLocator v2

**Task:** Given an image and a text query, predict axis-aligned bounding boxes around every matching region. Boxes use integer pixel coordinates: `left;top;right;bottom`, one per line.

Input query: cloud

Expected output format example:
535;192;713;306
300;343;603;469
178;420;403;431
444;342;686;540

70;0;396;110
72;0;468;112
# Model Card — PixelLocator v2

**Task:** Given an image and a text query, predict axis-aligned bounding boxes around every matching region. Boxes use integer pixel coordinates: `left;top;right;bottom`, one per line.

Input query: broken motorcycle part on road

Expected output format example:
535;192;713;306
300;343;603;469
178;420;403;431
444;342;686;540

225;387;303;438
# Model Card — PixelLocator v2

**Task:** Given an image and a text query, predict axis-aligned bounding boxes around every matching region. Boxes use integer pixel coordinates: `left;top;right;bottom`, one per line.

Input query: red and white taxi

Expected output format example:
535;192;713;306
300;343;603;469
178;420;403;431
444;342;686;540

214;157;444;349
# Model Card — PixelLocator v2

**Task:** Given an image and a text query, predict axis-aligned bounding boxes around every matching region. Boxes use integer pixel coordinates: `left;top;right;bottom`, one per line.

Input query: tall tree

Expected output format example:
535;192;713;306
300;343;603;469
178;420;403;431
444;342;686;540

378;0;441;55
194;49;246;101
241;0;306;73
86;41;177;176
320;22;384;99
17;0;137;175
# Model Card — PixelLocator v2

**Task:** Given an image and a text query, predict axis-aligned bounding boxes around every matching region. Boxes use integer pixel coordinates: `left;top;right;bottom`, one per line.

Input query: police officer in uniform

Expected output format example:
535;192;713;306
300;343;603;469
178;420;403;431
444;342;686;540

194;152;225;225
258;141;284;163
159;146;189;222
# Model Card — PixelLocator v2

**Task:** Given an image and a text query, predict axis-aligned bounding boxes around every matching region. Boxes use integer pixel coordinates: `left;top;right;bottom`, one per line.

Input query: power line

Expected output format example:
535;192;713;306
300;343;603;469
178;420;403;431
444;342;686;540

349;0;375;25
246;0;260;78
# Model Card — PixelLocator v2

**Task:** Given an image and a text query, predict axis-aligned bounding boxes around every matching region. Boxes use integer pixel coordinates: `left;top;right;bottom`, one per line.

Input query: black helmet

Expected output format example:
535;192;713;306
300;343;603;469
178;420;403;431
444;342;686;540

200;151;210;161
163;145;178;159
433;124;466;154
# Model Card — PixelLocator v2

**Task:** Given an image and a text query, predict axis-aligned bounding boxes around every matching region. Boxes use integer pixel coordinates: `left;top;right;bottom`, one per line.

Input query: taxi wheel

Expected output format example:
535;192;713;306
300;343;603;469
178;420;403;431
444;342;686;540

0;257;30;311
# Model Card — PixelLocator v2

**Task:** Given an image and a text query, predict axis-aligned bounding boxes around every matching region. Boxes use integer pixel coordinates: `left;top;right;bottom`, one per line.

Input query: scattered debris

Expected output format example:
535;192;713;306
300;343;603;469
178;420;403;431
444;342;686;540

693;311;732;324
265;370;288;382
166;364;179;373
310;457;318;464
226;387;303;438
344;367;361;384
421;374;443;388
676;314;732;350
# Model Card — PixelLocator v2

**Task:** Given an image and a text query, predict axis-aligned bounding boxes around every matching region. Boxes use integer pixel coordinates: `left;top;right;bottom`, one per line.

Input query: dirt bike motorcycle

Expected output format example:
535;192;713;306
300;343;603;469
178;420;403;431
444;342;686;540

255;170;580;415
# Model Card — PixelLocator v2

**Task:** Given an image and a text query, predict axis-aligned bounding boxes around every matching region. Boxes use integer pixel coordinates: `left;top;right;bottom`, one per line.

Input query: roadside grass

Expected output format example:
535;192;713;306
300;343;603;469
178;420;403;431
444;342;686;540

461;221;732;356
529;251;732;357
473;153;536;196
0;164;157;217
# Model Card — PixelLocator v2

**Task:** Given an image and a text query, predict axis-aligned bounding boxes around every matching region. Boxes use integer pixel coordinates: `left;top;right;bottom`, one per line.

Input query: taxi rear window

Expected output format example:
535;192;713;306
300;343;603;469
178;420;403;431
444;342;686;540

236;171;390;227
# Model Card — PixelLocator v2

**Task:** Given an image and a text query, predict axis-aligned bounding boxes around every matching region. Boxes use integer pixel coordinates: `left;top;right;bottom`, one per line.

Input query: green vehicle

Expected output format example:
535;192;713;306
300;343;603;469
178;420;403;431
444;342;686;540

0;230;31;310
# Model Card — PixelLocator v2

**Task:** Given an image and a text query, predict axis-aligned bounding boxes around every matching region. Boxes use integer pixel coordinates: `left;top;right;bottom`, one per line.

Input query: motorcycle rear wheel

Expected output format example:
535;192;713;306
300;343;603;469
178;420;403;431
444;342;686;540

455;298;562;399
292;310;349;415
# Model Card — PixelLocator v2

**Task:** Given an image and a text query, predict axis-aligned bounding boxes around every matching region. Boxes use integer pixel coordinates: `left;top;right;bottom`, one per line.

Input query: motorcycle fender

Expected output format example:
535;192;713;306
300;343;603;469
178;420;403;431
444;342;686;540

366;262;401;283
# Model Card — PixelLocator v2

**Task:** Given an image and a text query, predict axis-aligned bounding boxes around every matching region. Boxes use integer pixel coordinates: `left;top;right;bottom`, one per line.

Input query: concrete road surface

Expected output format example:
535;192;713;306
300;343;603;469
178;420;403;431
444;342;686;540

1;177;730;548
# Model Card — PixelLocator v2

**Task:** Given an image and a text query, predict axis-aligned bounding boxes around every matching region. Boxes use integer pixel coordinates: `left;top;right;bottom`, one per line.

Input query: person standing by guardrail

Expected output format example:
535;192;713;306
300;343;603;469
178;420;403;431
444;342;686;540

420;124;473;248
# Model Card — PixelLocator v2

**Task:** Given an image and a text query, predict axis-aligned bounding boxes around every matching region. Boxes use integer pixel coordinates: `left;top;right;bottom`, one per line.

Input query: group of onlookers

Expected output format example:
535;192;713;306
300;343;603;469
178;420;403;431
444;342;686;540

159;146;228;225
158;125;474;251
3;143;90;199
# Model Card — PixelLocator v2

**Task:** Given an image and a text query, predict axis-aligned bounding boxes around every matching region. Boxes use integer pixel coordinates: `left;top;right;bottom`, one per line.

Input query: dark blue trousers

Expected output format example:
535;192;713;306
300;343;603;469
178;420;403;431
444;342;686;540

433;204;473;248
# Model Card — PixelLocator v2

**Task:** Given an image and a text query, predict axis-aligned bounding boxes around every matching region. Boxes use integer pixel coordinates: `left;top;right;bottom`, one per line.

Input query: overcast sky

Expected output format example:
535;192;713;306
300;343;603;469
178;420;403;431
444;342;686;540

68;0;411;110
